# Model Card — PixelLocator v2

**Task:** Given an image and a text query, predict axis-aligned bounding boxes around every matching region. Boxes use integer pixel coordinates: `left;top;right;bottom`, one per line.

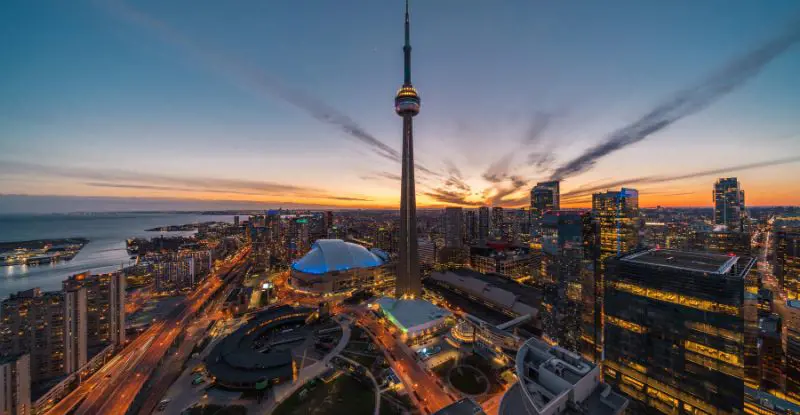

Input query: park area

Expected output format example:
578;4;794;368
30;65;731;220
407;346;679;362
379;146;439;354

273;374;376;415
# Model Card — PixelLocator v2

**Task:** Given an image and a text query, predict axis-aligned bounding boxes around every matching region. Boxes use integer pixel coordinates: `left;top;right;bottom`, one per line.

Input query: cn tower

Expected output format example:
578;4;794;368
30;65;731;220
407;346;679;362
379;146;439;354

394;0;421;299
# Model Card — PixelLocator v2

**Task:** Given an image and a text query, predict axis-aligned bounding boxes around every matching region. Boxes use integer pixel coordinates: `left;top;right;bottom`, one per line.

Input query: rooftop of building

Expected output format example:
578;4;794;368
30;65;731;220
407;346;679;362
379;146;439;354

620;248;751;275
292;239;384;275
205;305;313;386
432;398;486;415
430;268;540;316
376;297;451;333
503;337;628;415
0;353;27;365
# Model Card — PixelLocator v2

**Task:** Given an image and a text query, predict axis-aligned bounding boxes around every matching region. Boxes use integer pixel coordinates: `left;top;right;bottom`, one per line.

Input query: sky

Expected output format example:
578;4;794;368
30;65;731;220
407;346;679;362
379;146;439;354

1;0;799;213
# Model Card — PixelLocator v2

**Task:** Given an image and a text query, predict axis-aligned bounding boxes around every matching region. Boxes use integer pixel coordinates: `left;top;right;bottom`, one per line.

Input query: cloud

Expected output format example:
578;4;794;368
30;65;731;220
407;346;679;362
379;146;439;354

98;0;444;174
361;172;402;182
560;156;800;199
1;161;372;202
549;22;800;180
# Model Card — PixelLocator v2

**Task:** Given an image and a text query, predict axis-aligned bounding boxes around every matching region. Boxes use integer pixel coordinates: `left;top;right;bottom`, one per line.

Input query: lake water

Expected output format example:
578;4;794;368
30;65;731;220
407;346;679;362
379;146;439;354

0;213;235;299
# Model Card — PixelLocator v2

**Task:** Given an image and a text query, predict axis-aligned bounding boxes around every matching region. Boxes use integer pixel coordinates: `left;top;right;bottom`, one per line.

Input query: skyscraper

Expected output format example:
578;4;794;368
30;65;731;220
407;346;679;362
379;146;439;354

0;289;67;382
592;188;641;260
491;207;505;239
775;229;800;298
714;177;746;232
538;210;599;354
0;354;31;415
444;207;464;249
395;0;422;298
465;210;478;244
530;180;560;220
62;272;126;349
478;207;490;244
604;249;755;414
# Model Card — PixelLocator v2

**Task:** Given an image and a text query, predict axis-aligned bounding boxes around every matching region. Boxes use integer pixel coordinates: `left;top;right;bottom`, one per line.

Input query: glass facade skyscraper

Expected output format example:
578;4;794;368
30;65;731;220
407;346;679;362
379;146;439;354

603;248;756;414
714;177;746;232
537;210;599;356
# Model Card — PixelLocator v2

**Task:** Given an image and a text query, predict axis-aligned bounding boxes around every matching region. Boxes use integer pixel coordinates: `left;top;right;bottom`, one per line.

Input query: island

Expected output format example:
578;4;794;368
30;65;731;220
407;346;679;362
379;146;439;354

144;221;223;232
0;238;89;266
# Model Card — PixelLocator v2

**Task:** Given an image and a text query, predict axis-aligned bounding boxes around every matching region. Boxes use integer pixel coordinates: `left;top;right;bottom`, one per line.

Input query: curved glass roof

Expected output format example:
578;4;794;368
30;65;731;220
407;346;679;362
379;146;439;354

292;239;384;275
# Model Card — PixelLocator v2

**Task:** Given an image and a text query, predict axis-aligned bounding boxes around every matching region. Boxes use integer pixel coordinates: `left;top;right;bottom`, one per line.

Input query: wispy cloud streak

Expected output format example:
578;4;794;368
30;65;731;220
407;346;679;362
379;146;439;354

98;0;443;174
550;22;800;180
560;156;800;199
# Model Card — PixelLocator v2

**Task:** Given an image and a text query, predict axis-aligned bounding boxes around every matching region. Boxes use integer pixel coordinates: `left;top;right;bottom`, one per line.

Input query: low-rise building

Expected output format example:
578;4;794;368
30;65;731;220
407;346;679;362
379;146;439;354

499;337;628;415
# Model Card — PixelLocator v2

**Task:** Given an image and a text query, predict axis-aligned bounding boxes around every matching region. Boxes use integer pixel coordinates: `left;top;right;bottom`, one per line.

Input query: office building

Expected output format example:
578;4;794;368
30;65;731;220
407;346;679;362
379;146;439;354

530;181;560;220
604;248;756;414
444;207;464;248
62;272;126;348
375;226;398;254
714;177;746;232
759;314;784;392
479;207;490;244
0;354;31;415
499;337;628;415
592;188;640;260
418;238;436;266
538;210;599;355
690;229;752;257
775;230;800;299
470;244;534;281
786;300;800;402
394;0;422;299
0;289;67;382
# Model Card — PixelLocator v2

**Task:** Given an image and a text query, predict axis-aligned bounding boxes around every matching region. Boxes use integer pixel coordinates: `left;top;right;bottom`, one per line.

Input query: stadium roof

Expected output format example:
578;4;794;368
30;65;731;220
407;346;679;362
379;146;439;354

292;239;384;275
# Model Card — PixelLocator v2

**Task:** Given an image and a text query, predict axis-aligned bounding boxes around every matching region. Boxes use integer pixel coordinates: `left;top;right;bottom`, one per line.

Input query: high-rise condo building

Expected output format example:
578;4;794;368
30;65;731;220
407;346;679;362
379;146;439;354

0;289;67;382
538;210;599;356
478;207;490;244
444;207;464;249
0;354;31;415
491;207;505;239
465;210;478;244
530;180;560;220
604;248;756;414
63;286;87;375
62;271;126;349
394;0;422;298
714;177;746;232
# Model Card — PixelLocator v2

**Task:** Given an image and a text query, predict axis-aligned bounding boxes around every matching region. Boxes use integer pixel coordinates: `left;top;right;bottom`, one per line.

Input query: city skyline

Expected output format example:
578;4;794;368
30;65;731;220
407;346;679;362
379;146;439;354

2;1;800;213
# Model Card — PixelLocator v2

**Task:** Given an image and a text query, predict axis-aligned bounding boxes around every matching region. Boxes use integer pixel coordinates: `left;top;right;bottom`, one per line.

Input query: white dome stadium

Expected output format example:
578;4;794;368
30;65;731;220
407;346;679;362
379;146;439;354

292;239;384;275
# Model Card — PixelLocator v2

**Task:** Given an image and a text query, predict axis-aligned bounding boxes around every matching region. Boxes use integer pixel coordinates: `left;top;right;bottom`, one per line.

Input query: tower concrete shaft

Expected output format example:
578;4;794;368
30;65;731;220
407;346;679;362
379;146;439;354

395;0;421;298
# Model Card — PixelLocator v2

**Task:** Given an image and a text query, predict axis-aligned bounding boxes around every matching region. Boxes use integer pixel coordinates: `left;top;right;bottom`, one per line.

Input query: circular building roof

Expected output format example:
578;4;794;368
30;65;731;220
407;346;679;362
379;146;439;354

292;239;384;275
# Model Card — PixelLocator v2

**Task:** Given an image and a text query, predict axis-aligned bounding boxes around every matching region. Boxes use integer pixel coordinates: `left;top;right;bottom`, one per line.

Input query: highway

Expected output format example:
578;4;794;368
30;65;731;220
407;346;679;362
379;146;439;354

348;306;455;414
45;246;250;415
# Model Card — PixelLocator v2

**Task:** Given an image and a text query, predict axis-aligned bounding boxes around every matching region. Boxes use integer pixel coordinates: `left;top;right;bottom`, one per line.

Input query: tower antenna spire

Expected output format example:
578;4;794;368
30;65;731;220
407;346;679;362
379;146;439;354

403;0;412;85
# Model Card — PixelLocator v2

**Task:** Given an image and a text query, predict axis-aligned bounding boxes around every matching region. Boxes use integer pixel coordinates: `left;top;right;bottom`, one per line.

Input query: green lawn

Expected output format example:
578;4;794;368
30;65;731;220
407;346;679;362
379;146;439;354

448;366;489;395
273;374;376;415
185;404;247;415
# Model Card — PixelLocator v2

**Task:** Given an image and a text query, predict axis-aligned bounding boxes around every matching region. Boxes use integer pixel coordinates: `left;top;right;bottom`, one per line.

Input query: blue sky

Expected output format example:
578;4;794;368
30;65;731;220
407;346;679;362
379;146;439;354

1;0;799;211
